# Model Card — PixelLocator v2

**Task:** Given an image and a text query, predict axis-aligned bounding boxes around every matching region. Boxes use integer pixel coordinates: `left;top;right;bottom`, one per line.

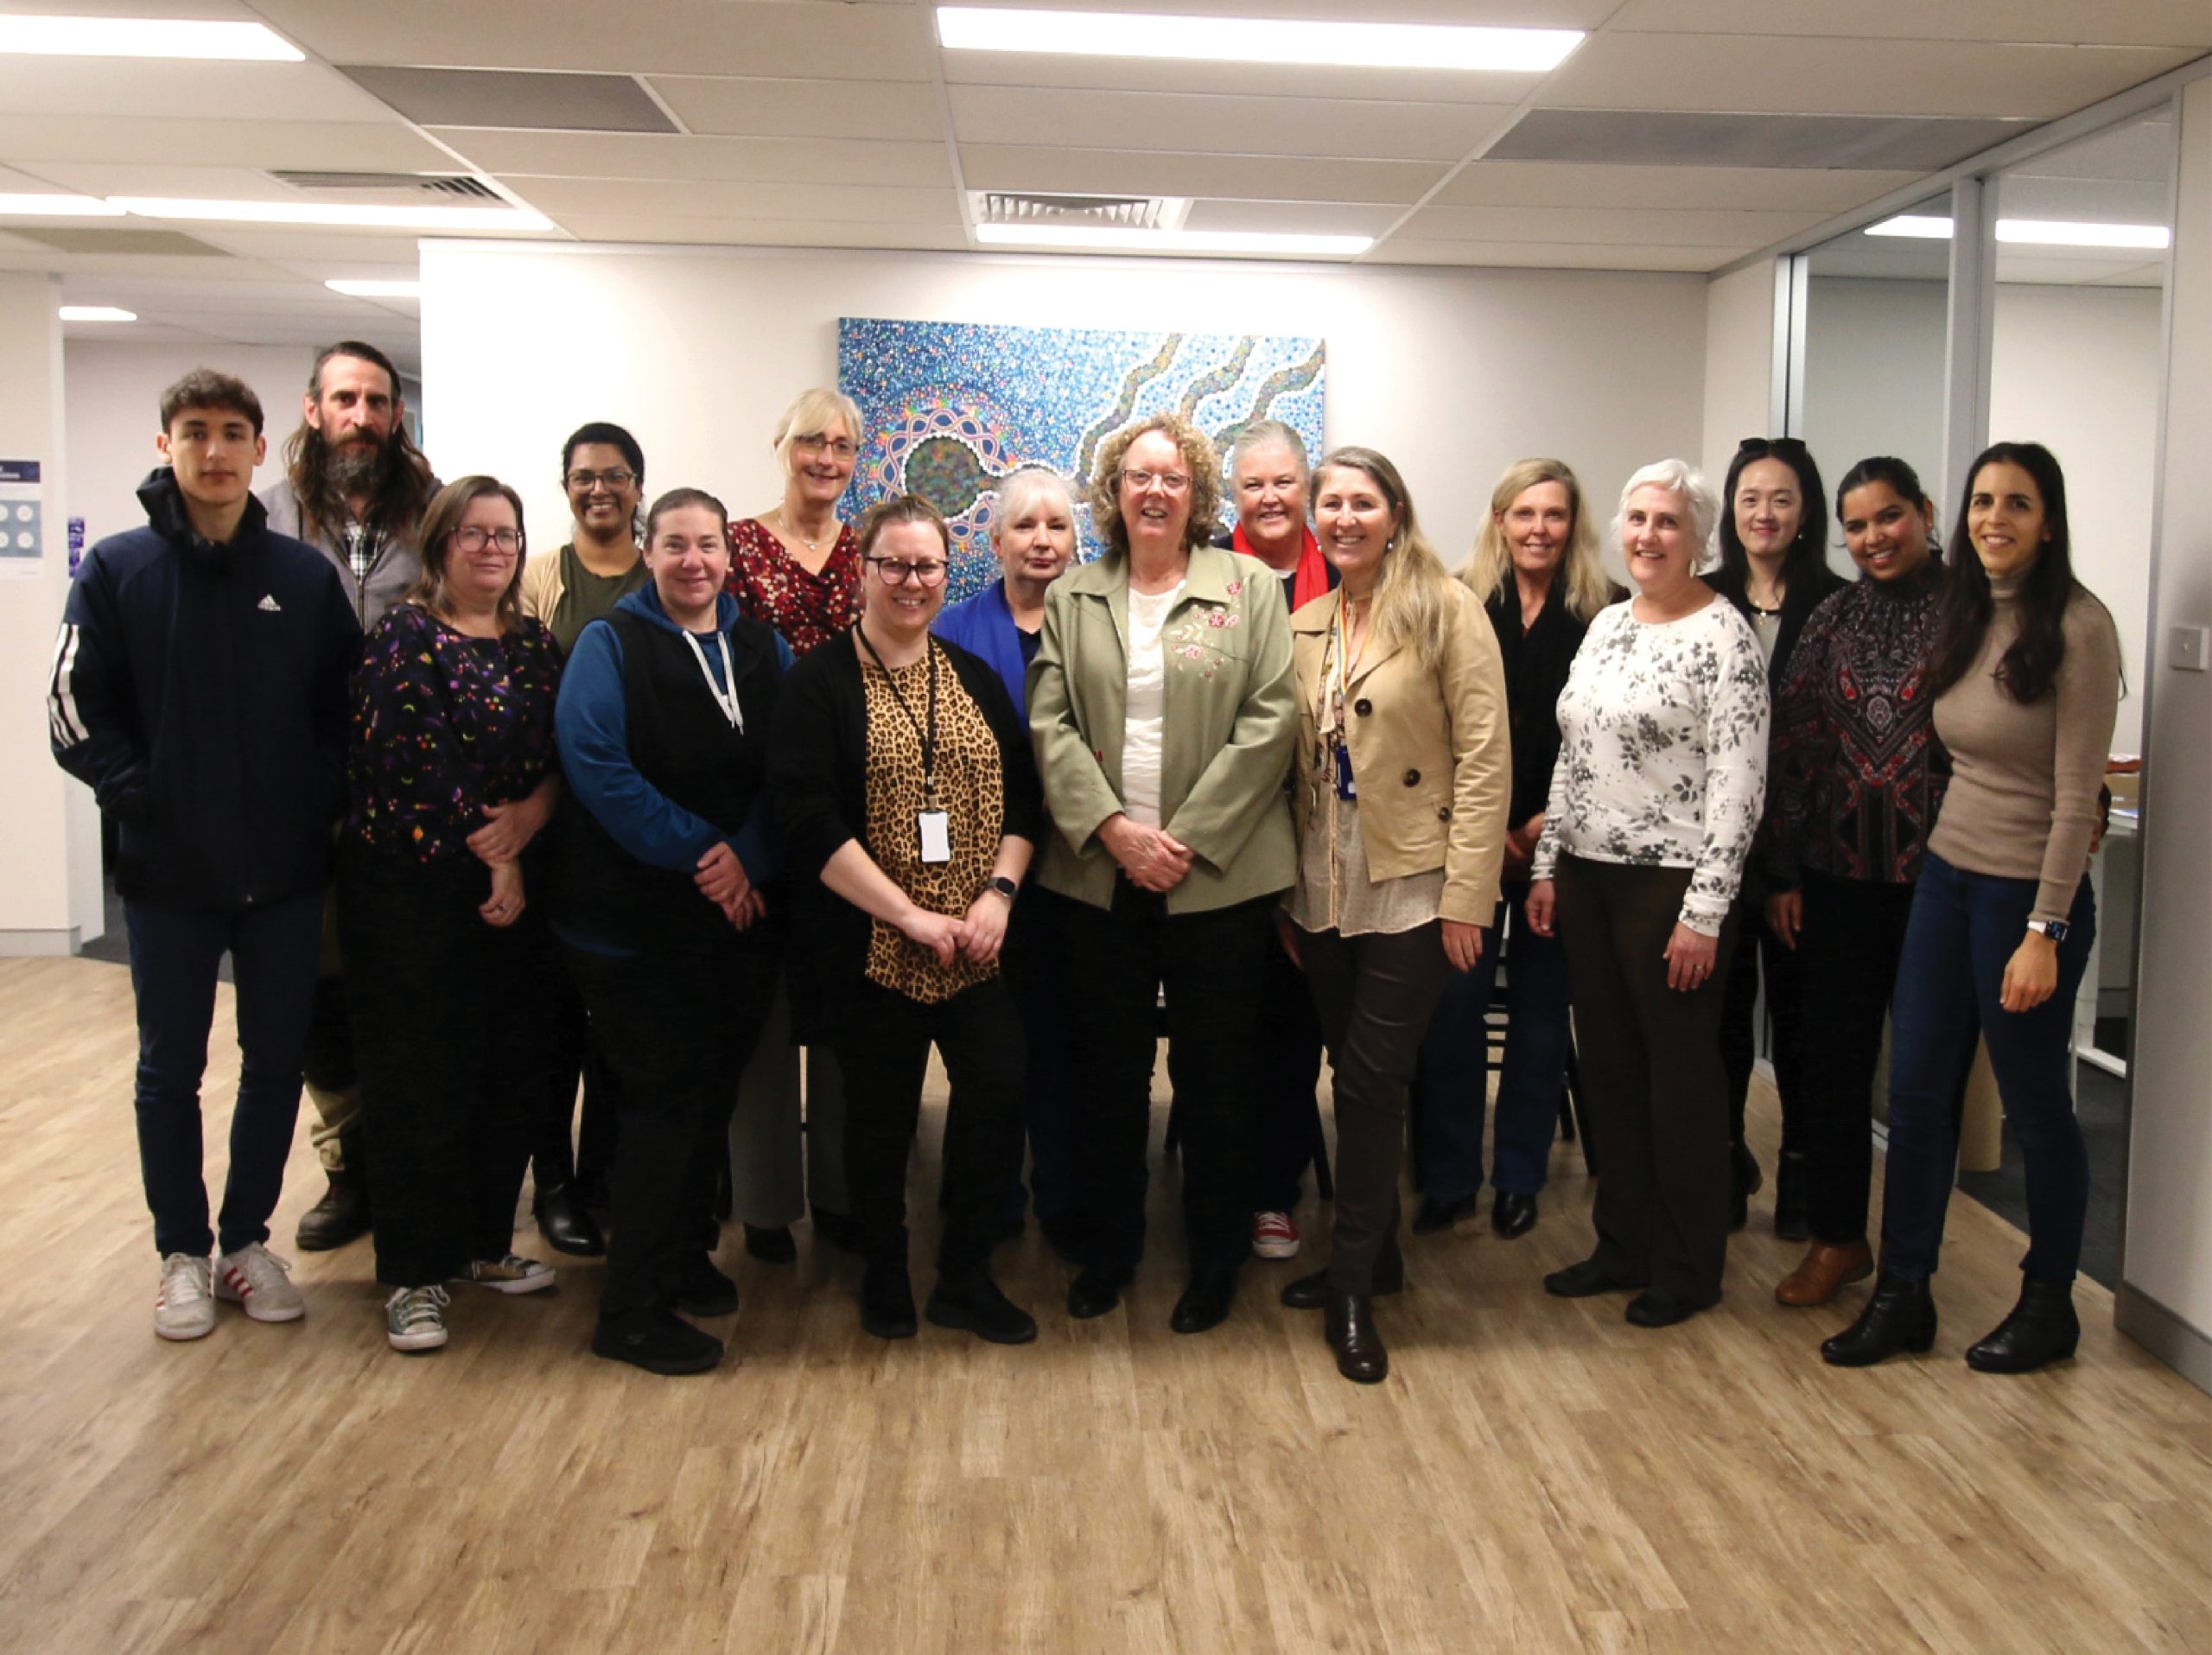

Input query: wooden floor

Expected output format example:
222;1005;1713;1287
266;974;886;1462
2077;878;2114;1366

2;956;2209;1655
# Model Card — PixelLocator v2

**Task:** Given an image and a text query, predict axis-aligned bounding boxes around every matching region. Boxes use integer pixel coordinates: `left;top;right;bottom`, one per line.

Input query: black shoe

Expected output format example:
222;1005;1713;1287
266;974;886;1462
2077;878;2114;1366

1624;1287;1706;1328
1281;1251;1405;1310
295;1170;371;1252
592;1308;724;1375
534;1181;607;1257
861;1263;918;1340
1325;1288;1388;1384
1491;1190;1538;1240
675;1251;740;1319
1821;1271;1937;1367
1773;1153;1811;1242
1169;1264;1239;1334
1965;1278;2080;1374
1543;1257;1644;1298
743;1224;798;1264
1066;1264;1129;1321
574;1171;612;1213
1411;1192;1480;1235
925;1276;1038;1345
811;1208;864;1253
1730;1140;1763;1232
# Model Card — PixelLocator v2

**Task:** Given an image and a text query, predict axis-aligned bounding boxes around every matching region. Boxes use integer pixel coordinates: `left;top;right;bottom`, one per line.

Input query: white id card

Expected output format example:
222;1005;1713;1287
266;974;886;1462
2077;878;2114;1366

918;810;952;864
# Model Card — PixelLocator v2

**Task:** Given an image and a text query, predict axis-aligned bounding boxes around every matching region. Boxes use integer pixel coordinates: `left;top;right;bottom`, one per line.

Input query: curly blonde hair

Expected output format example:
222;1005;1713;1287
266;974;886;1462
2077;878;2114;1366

1086;413;1224;558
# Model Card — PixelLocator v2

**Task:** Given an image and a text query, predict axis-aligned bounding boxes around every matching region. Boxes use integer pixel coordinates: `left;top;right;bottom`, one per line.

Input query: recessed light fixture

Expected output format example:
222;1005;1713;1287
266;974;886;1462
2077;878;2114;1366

0;192;125;217
106;197;553;232
937;6;1581;72
976;223;1370;258
326;278;423;298
60;305;135;321
1866;213;2171;251
0;15;302;61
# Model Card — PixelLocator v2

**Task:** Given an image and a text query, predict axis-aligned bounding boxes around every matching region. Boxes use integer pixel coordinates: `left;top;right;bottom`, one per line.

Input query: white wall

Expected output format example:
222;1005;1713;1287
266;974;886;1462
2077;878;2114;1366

418;242;1711;581
1991;283;2163;754
64;339;314;554
2119;74;2212;1388
1800;275;1949;575
1700;261;1777;491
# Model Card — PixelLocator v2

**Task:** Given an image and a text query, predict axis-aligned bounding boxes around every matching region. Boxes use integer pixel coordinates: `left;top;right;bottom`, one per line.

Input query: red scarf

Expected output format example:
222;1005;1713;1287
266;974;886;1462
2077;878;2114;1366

1233;522;1330;611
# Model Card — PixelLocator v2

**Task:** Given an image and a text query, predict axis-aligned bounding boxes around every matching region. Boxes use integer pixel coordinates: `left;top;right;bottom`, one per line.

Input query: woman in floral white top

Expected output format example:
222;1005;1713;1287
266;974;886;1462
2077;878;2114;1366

1526;458;1770;1327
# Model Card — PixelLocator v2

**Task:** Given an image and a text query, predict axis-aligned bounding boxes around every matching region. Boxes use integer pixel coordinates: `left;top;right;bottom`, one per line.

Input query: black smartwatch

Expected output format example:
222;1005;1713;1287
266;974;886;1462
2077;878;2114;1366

984;875;1020;904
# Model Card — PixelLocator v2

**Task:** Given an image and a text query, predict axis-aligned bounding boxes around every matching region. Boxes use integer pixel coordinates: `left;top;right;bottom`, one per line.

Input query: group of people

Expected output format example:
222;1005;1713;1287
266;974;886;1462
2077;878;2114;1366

49;339;2122;1387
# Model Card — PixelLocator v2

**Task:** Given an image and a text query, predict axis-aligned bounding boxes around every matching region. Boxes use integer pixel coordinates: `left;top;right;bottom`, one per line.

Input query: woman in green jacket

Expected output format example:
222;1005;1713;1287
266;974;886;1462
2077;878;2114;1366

1029;412;1298;1336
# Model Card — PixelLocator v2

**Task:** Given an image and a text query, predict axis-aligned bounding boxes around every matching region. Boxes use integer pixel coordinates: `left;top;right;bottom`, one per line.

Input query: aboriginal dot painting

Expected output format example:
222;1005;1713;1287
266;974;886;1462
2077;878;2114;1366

837;317;1326;603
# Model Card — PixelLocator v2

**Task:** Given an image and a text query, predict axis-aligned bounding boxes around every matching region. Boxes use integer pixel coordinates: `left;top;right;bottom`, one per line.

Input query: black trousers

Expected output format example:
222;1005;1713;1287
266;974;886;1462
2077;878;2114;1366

564;929;776;1320
1553;855;1738;1306
1299;921;1452;1293
339;846;555;1289
1053;882;1274;1274
1792;871;1919;1244
531;964;620;1195
833;974;1027;1281
1254;928;1328;1214
1719;893;1807;1158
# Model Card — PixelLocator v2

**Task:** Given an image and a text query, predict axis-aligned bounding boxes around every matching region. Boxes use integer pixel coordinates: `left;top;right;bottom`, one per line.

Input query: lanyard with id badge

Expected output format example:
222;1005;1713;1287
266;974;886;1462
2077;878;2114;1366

858;627;952;863
1323;601;1368;804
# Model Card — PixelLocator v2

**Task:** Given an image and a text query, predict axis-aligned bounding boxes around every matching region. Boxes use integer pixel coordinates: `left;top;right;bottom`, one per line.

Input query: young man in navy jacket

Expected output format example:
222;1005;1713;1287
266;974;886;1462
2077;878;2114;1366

48;369;361;1340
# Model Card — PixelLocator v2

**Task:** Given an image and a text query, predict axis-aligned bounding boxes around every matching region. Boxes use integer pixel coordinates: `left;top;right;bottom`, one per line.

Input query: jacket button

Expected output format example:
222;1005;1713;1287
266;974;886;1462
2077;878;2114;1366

1353;697;1372;716
1402;768;1420;786
1438;806;1452;821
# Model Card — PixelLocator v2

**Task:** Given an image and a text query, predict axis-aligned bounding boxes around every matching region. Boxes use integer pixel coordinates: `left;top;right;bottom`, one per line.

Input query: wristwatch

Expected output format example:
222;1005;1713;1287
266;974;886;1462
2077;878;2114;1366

984;875;1020;904
2026;918;2069;944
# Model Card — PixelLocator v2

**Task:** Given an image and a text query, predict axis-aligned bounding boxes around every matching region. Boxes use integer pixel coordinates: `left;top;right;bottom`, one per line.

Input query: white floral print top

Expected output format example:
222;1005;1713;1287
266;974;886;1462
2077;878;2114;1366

1530;595;1770;935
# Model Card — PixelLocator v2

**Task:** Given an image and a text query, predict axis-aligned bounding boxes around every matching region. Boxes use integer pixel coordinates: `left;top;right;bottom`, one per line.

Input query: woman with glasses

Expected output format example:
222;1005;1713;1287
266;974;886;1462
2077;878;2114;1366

1030;414;1298;1335
771;494;1042;1344
516;421;650;1259
723;387;871;1260
1708;436;1847;1235
552;487;786;1373
340;476;563;1354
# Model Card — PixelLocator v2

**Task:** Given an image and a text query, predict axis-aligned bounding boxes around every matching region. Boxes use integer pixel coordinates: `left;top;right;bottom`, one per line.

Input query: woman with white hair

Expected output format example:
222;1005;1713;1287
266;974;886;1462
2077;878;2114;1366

1525;459;1770;1327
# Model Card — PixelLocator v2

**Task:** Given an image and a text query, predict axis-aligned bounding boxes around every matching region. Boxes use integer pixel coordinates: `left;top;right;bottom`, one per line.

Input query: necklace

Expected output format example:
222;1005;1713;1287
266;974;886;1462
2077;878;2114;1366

775;507;829;556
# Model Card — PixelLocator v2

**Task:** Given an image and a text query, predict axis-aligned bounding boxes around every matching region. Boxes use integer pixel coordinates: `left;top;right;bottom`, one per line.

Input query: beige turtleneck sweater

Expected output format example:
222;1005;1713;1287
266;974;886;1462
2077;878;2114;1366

1926;574;2120;924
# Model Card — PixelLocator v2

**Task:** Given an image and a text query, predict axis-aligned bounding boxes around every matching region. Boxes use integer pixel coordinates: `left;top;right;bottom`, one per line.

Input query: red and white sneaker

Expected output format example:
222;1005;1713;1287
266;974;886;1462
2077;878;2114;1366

213;1241;306;1323
1253;1211;1300;1260
155;1252;215;1340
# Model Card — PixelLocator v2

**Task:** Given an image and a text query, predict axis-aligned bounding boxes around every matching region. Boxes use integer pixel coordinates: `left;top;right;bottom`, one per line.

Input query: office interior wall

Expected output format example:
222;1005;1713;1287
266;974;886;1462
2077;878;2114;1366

1700;261;1777;499
417;242;1711;582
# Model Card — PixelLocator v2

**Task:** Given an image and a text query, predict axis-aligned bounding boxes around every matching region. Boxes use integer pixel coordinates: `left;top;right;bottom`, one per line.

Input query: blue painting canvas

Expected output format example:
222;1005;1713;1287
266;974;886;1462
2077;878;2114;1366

837;318;1325;602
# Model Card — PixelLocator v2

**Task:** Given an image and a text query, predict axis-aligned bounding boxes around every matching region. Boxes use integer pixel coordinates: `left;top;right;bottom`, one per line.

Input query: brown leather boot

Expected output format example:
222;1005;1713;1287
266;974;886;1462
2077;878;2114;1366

1776;1239;1874;1307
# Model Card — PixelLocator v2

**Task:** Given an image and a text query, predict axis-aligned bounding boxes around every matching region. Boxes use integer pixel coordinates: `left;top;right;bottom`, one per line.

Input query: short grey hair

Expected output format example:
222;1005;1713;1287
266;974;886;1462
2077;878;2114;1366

1611;458;1719;563
989;465;1075;543
1225;418;1309;480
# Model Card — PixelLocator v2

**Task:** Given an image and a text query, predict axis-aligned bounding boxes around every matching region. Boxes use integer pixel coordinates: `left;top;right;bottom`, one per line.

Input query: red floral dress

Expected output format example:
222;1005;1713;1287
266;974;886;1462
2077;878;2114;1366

723;516;862;656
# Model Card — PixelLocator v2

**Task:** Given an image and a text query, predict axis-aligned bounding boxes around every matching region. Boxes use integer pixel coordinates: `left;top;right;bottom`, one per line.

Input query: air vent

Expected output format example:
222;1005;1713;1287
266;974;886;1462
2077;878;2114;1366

970;192;1191;232
269;170;500;200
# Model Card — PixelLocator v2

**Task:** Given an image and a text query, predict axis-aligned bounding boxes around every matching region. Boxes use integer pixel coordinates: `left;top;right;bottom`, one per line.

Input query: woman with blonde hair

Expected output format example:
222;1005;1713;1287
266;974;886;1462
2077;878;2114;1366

1277;446;1510;1380
1409;459;1618;1243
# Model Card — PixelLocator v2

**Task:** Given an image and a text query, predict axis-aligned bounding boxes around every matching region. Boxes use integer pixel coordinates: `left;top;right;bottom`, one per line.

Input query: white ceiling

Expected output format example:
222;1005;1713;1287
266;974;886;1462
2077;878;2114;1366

0;0;2200;363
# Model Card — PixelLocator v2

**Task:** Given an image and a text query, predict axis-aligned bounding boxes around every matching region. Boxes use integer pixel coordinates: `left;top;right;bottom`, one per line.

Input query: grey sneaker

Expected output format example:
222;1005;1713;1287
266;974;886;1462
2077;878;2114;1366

213;1242;305;1322
385;1284;450;1352
155;1252;215;1341
452;1253;556;1295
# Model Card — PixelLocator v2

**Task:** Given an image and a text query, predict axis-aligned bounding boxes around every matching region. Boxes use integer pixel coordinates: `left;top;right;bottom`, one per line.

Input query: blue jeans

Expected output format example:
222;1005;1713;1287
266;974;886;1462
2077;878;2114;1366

124;891;325;1258
1412;884;1572;1201
1880;853;2096;1284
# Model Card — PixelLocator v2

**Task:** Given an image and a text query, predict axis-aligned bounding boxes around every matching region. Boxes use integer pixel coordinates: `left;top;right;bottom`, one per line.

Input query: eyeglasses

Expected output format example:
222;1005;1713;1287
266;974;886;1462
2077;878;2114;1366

566;468;636;491
1121;468;1192;494
868;557;947;587
795;434;857;461
452;526;522;553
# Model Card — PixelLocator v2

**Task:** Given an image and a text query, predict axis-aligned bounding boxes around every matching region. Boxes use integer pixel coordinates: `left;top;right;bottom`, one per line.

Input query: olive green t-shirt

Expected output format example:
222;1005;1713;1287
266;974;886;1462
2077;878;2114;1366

550;542;649;657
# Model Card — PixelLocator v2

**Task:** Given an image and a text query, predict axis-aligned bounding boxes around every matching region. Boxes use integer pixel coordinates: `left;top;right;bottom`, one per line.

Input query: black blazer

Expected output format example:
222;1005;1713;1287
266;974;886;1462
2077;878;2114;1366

1483;577;1625;832
1705;560;1850;695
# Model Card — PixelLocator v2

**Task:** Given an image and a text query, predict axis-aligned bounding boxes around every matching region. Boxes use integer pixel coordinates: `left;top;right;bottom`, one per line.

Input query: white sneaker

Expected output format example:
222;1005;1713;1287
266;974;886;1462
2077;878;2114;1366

1253;1211;1301;1260
452;1253;556;1295
155;1252;215;1341
213;1241;306;1323
386;1285;450;1352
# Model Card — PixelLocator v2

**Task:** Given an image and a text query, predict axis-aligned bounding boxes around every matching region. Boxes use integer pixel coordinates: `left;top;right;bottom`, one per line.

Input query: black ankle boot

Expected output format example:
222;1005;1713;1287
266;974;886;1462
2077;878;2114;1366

1281;1247;1404;1310
1729;1139;1762;1232
1772;1153;1811;1242
861;1261;918;1340
535;1180;607;1257
1821;1270;1936;1367
296;1132;371;1252
1966;1278;2080;1374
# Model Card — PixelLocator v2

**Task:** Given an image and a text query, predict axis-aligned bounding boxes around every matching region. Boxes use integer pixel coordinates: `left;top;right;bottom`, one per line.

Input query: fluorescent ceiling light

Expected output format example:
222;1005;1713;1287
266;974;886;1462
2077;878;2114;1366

59;305;134;321
0;16;302;61
938;6;1581;72
976;222;1370;258
107;197;552;232
0;192;124;216
1866;213;2171;251
326;278;423;298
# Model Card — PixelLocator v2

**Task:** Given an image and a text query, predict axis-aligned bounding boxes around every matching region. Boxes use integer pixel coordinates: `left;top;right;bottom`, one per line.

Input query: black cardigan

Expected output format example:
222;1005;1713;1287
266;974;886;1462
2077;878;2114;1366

1484;577;1625;832
1705;560;1851;695
769;628;1043;990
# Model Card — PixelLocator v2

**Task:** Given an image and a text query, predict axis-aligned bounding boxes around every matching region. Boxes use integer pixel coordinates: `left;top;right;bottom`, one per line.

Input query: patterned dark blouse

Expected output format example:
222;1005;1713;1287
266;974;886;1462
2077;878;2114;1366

346;602;562;863
723;516;861;656
1763;562;1949;888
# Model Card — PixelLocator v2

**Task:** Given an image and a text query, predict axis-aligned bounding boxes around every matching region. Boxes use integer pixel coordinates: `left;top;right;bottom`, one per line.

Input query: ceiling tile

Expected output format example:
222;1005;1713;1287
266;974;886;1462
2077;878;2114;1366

948;86;1517;163
1431;161;1924;212
958;146;1446;205
429;130;953;189
1372;240;1735;271
544;213;969;252
0;57;396;124
338;67;677;134
512;176;961;226
943;50;1544;108
1487;109;2033;171
1611;0;2212;48
1394;203;1824;245
1180;200;1405;235
646;76;944;142
0;118;445;171
8;226;233;258
13;164;320;201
